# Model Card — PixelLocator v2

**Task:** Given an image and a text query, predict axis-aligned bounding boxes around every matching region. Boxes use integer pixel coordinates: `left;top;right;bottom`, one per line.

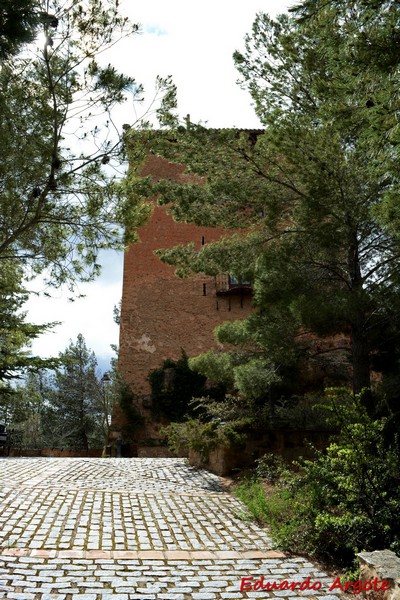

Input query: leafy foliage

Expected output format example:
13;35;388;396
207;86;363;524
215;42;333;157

148;351;225;422
0;0;40;59
125;0;400;570
189;349;280;402
0;0;176;290
161;418;247;462
255;452;290;483
236;391;400;570
0;0;177;425
115;379;144;442
126;4;400;415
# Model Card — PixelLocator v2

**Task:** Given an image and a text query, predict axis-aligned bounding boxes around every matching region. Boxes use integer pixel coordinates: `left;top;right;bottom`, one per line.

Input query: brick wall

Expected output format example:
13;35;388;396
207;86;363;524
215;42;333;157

114;154;252;437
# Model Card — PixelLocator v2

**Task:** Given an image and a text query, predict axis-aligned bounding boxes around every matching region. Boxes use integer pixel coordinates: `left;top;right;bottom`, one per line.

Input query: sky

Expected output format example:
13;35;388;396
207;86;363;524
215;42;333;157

25;0;292;374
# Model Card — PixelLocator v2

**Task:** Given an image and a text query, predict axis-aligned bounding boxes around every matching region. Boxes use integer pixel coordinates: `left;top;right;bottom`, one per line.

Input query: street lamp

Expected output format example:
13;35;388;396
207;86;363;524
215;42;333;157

101;372;112;456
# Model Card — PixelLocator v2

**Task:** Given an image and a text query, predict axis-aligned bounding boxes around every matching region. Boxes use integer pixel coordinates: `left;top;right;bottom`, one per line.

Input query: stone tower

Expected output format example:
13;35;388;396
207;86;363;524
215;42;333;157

113;152;253;451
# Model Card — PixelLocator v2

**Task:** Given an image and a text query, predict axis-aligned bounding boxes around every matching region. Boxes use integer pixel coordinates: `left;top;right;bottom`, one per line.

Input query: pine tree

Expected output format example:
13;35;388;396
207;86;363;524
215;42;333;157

0;0;175;289
0;0;40;59
125;8;400;412
53;334;102;450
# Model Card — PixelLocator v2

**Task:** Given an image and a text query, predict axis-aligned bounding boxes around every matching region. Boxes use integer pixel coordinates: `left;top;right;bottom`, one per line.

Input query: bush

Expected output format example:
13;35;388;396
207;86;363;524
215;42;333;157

236;479;295;526
149;351;225;422
235;390;400;571
255;452;287;483
289;417;400;564
161;418;247;462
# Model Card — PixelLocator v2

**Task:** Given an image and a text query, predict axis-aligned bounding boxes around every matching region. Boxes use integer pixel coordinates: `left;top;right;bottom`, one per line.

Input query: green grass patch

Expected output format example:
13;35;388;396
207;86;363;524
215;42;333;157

234;478;306;553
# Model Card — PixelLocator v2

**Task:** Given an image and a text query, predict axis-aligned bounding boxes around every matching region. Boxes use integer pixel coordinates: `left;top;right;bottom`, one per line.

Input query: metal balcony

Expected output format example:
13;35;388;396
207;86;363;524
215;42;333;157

215;274;252;297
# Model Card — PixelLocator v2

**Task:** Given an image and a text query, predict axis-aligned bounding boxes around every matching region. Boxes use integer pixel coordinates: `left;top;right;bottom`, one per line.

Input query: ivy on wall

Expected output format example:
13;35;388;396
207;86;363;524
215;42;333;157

148;350;225;422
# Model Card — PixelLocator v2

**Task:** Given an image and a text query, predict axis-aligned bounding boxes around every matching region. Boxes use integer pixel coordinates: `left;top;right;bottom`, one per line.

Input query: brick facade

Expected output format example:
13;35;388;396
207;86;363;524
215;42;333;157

113;154;252;440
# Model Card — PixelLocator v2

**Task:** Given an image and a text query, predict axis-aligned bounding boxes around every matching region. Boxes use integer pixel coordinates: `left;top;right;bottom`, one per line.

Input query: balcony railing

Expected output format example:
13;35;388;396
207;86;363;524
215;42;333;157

215;274;252;296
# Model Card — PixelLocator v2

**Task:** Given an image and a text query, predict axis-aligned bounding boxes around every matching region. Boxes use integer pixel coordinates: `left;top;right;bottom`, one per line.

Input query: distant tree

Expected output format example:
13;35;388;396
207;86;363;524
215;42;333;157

53;334;103;450
0;369;54;448
5;341;121;451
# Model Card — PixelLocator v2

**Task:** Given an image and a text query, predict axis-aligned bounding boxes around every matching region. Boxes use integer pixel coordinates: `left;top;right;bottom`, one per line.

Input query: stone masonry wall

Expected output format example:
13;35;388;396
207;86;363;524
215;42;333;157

189;429;334;476
4;448;103;457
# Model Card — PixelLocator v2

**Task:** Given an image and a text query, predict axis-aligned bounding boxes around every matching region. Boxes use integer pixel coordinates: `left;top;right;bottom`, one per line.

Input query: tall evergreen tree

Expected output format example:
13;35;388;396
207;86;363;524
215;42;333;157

0;261;55;388
125;7;400;412
53;334;102;450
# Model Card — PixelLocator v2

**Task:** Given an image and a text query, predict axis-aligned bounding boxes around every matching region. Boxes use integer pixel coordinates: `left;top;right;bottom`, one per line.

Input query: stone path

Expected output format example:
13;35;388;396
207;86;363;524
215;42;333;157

0;458;344;599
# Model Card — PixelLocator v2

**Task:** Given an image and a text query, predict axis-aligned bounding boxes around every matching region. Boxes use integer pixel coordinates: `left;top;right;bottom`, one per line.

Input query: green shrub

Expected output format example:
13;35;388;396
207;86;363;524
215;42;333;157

161;418;247;462
235;390;400;571
255;452;287;482
149;351;225;422
235;479;295;525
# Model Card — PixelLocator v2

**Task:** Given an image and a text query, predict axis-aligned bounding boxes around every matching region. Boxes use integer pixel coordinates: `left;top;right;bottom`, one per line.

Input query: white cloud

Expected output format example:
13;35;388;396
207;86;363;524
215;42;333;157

106;0;292;127
25;251;123;364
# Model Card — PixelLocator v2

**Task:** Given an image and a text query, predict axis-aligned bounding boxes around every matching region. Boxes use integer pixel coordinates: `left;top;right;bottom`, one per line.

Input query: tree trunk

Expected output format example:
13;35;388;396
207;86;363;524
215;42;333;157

81;429;89;452
348;236;373;412
79;398;88;451
351;321;371;395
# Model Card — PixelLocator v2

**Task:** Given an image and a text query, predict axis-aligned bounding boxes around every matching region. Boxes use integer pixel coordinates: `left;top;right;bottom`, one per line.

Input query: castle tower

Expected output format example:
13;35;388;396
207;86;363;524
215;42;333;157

113;153;253;450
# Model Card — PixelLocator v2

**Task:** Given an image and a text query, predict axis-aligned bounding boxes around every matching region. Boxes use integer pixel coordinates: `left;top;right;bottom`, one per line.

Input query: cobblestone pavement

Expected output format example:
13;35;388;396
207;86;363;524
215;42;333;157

0;458;345;599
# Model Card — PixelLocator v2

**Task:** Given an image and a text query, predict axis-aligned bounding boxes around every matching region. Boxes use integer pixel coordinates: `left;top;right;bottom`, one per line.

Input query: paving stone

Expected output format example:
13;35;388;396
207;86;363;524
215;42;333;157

67;594;97;600
98;596;129;600
4;594;36;600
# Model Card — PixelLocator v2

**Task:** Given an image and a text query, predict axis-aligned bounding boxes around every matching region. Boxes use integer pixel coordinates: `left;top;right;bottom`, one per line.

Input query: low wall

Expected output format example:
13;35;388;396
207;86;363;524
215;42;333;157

137;446;179;458
358;550;400;600
5;448;103;458
189;429;334;476
2;446;185;459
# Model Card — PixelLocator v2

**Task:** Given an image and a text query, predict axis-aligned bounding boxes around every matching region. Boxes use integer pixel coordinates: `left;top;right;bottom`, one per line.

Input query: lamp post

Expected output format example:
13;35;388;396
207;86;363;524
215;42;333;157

101;372;111;456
